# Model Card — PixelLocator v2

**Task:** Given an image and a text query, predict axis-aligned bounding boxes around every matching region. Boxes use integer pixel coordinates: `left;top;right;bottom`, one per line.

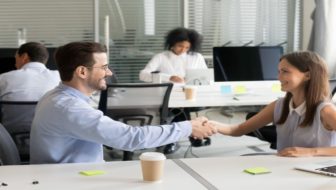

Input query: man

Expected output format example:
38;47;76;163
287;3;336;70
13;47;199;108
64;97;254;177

0;42;60;159
30;42;216;164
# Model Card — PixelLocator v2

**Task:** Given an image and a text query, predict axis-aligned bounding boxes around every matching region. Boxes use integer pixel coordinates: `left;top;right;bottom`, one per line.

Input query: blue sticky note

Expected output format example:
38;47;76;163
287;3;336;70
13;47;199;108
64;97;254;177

220;85;232;94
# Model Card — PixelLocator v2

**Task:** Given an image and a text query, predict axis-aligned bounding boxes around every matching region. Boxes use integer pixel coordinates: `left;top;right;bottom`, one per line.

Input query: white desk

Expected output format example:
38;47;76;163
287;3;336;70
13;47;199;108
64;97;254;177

0;160;204;190
169;81;285;108
181;156;336;190
1;156;335;190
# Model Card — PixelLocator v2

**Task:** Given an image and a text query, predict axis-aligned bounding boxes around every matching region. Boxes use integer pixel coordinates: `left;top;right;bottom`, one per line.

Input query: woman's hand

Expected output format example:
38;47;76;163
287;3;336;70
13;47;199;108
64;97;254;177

278;147;316;157
169;75;184;83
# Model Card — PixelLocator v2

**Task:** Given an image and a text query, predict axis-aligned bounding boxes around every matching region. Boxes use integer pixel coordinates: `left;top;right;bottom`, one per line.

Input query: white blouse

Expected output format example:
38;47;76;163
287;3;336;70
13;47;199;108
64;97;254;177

139;51;207;82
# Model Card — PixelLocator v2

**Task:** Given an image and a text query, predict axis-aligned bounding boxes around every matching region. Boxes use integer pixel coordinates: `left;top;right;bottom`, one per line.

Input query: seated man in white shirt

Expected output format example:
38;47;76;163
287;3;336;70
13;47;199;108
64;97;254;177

0;42;60;161
30;41;216;164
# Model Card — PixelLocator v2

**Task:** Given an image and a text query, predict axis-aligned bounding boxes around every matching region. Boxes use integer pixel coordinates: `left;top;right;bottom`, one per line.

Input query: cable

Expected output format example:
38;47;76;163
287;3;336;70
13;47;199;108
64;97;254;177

184;144;199;158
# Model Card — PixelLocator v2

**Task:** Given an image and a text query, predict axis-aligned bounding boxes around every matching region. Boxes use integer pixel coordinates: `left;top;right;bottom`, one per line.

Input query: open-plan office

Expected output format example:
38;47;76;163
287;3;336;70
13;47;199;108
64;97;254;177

1;0;336;190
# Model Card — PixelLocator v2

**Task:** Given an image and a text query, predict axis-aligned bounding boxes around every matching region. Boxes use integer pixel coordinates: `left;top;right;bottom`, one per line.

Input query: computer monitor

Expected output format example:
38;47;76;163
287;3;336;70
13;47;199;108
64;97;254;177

213;46;283;81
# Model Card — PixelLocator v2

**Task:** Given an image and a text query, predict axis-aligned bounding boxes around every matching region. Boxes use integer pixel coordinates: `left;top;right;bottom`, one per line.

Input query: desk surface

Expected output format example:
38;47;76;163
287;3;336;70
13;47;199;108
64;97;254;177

169;81;285;108
1;156;336;190
99;81;285;109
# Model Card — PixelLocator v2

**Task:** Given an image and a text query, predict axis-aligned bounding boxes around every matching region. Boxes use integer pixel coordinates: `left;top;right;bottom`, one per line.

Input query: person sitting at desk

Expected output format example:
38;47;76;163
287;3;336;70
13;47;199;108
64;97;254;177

139;27;209;153
139;27;207;83
209;51;336;157
0;42;60;160
30;41;216;164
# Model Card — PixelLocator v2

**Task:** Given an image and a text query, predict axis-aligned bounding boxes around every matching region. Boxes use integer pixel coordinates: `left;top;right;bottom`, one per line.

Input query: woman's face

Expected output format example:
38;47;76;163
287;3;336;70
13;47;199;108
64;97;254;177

171;41;190;55
278;59;309;94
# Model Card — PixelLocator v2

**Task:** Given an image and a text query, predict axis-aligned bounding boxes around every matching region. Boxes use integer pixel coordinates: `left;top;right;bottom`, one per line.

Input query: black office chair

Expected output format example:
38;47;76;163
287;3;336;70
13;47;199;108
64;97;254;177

0;123;21;165
0;100;38;162
329;78;336;98
98;83;173;160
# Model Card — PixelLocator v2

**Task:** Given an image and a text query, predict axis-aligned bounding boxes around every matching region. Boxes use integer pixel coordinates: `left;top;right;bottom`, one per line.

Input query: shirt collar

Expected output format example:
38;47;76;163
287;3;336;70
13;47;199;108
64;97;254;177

289;98;306;116
58;83;91;103
167;51;187;58
21;62;47;69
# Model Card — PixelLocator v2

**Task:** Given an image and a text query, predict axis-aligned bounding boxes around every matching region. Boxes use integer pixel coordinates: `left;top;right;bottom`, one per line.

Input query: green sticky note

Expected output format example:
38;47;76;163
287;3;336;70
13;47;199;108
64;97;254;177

271;83;281;92
244;167;271;175
234;85;247;94
79;170;106;176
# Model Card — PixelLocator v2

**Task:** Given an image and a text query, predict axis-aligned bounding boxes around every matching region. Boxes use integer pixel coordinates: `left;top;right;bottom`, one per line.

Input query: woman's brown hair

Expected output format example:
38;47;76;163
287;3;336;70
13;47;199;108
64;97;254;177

277;51;330;127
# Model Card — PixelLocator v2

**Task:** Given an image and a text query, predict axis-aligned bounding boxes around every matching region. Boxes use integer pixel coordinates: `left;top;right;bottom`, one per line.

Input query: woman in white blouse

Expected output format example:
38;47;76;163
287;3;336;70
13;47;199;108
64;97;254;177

139;27;207;83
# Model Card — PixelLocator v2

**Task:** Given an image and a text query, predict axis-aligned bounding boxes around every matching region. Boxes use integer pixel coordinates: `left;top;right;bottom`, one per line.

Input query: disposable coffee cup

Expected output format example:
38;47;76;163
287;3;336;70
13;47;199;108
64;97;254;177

139;152;166;182
151;72;161;83
184;85;197;101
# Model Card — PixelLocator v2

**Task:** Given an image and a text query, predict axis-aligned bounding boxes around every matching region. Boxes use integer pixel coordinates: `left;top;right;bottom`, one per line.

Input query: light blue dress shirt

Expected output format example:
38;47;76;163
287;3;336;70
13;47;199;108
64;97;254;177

0;62;60;133
30;83;192;164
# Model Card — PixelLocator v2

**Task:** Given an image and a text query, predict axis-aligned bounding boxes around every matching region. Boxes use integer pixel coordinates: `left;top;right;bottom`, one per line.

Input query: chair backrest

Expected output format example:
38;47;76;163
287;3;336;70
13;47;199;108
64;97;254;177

98;83;173;125
0;100;38;162
329;79;336;97
0;123;21;165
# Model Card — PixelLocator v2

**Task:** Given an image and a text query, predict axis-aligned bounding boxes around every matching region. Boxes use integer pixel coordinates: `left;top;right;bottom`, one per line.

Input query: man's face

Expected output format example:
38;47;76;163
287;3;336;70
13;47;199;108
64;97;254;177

86;53;113;91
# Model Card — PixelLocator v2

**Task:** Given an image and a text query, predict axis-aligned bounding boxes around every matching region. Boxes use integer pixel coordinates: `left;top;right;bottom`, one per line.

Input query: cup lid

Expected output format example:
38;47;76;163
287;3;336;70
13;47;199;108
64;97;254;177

139;152;166;161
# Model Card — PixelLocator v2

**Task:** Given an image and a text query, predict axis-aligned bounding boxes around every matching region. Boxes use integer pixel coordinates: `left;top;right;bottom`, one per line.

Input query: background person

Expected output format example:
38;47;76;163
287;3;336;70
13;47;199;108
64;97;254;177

209;51;336;157
0;42;60;160
139;27;207;83
30;41;216;164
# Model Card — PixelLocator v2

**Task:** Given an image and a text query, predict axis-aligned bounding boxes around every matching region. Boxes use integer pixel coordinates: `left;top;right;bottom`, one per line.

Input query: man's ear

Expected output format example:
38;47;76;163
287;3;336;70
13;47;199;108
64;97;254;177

75;66;88;79
21;53;30;63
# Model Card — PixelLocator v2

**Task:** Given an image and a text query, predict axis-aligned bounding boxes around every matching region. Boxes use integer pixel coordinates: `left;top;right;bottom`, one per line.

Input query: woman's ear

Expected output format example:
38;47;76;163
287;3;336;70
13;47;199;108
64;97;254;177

304;72;310;81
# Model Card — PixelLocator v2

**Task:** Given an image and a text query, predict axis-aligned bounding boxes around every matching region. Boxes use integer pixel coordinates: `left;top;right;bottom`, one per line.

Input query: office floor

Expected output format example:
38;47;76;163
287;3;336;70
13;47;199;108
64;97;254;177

104;108;276;161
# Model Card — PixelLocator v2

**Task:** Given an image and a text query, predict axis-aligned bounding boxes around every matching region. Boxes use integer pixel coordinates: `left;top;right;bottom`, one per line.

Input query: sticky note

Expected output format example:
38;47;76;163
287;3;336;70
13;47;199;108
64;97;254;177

271;83;281;92
233;85;247;94
220;85;232;94
79;170;106;176
244;167;271;175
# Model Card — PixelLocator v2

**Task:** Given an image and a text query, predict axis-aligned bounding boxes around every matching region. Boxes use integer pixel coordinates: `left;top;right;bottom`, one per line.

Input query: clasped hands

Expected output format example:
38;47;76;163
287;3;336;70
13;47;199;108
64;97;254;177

190;117;217;139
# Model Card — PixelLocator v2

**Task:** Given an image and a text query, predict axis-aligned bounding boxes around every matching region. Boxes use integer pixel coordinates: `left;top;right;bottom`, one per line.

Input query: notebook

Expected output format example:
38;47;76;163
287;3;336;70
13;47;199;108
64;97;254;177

294;159;336;177
185;68;214;85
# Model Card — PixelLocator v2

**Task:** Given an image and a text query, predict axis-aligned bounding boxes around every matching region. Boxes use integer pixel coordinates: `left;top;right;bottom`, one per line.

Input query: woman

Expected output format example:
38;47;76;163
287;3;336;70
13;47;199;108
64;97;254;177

139;27;207;83
210;51;336;157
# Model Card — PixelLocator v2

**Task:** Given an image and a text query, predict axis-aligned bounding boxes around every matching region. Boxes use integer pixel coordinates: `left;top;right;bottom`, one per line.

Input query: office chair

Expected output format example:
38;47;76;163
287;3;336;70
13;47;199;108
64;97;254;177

329;79;336;98
0;123;21;165
98;83;173;160
0;100;38;162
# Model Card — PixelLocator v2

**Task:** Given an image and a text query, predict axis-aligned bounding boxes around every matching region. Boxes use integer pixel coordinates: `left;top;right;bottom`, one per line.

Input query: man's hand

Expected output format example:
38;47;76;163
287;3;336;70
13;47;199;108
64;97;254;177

169;75;184;83
190;117;217;139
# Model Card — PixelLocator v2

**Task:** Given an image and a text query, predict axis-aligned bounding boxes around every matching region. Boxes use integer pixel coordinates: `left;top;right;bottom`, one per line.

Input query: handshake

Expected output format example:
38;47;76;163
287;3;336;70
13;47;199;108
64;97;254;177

190;117;217;139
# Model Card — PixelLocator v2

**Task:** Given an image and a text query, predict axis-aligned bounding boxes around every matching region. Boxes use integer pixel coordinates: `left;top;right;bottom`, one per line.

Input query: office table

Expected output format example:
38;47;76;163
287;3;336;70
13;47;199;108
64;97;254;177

1;156;335;190
97;81;285;109
169;81;285;108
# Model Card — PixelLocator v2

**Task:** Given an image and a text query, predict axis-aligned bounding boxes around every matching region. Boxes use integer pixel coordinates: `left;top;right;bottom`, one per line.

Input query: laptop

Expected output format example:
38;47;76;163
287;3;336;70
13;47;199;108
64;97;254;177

294;159;336;177
185;68;214;85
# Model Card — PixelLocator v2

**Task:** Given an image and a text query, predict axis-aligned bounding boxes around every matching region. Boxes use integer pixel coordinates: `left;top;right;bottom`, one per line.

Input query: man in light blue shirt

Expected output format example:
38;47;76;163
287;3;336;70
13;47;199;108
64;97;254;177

30;42;216;164
0;42;60;159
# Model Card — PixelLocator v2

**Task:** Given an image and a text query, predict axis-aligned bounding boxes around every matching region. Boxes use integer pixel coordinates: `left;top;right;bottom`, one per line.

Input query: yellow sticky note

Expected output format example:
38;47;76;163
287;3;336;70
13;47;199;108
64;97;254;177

234;85;247;94
79;170;106;176
271;83;281;92
244;167;271;175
